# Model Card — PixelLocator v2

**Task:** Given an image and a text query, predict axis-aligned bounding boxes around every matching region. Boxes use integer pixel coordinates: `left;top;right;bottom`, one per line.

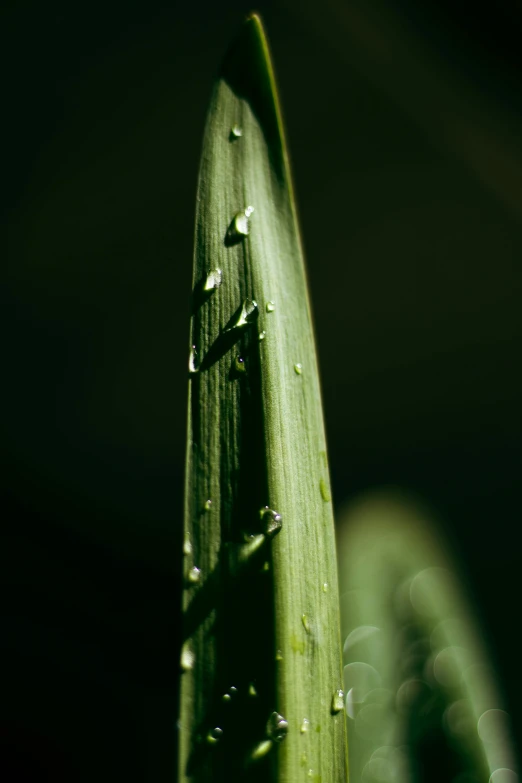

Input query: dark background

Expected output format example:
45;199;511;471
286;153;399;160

2;0;521;779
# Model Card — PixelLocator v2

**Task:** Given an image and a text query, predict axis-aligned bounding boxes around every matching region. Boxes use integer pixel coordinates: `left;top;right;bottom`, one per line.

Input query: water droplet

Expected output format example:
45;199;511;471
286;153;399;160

259;506;283;537
230;124;242;139
248;683;257;697
227;207;254;240
331;689;345;714
251;740;272;760
187;566;201;584
203;267;223;291
180;642;194;671
227;298;259;331
266;301;275;313
294;363;303;375
300;718;310;734
290;633;305;654
343;625;380;652
204;499;212;512
234;355;246;373
319;477;331;502
275;649;283;661
222;685;238;701
267;711;289;742
183;533;192;556
188;345;198;374
301;615;311;634
258;330;266;341
322;582;329;593
262;561;270;572
207;727;223;744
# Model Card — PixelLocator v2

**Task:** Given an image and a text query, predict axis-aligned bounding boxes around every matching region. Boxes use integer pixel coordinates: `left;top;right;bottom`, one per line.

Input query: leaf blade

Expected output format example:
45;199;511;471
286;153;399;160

180;15;348;783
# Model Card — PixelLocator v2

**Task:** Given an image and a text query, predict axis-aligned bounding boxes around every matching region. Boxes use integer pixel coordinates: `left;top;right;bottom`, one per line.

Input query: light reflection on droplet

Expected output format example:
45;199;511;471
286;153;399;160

183;533;192;555
259;506;283;537
410;567;454;618
434;646;470;688
331;689;345;713
203;267;223;291
489;770;518;783
478;709;511;745
188;345;198;374
266;711;289;742
207;727;223;744
344;661;381;698
251;740;272;760
180;643;194;671
187;566;201;584
343;625;380;652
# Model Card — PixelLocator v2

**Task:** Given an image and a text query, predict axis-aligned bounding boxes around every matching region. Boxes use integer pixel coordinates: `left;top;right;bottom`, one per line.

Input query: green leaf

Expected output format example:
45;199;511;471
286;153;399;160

179;14;348;783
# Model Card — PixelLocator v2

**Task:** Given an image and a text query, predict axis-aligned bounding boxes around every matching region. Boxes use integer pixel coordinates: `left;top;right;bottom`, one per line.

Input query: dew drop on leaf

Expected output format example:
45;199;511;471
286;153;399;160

188;345;198;374
300;718;310;734
267;711;289;742
234;356;246;373
204;499;212;512
319;477;331;502
207;727;223;744
183;533;192;556
258;330;266;341
228;207;254;240
203;267;223;291
230;124;242;140
251;740;273;760
331;689;345;714
180;642;194;671
266;301;275;312
301;614;311;634
227;298;259;331
259;506;283;537
294;363;303;375
188;566;202;584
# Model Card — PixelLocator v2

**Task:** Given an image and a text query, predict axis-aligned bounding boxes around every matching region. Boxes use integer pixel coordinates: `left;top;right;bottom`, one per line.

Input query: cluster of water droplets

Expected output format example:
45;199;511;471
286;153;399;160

340;564;519;783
